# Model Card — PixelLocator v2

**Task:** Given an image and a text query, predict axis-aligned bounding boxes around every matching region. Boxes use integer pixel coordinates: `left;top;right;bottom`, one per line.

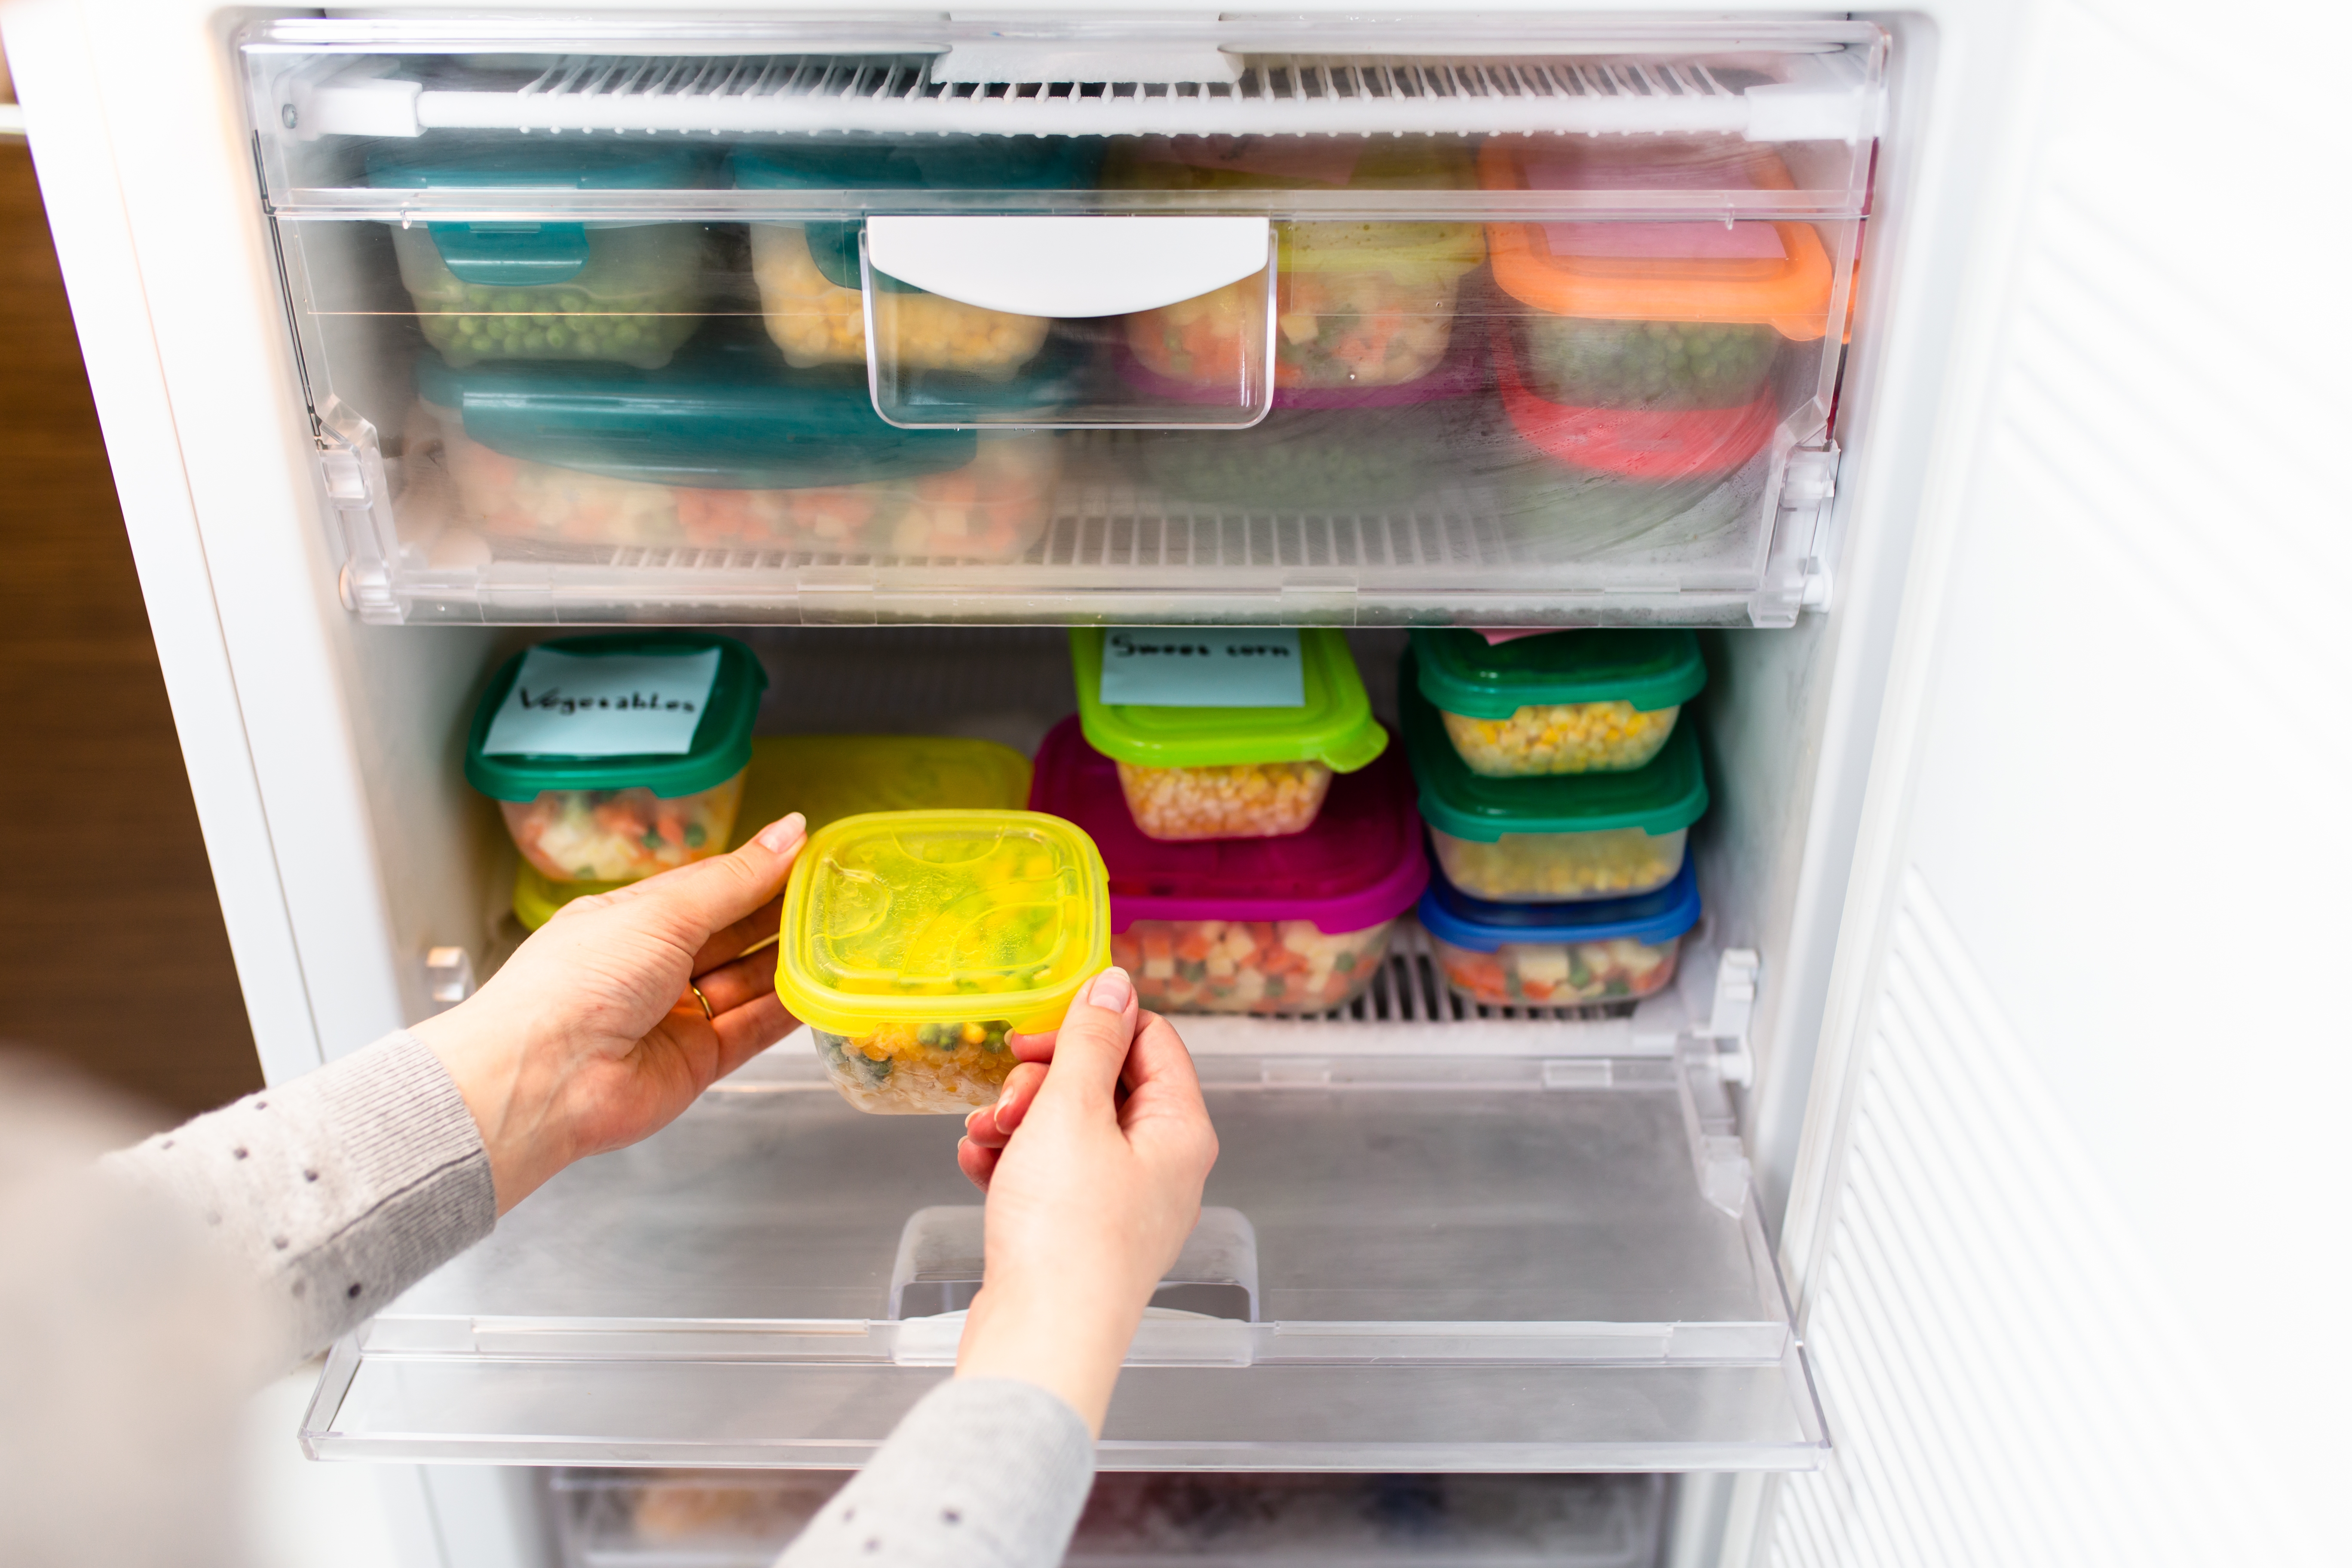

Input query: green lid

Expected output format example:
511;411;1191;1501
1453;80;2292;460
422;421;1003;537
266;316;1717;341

465;632;768;801
1401;653;1707;840
1070;627;1388;772
1410;628;1707;720
417;341;979;490
367;144;717;286
731;138;1106;289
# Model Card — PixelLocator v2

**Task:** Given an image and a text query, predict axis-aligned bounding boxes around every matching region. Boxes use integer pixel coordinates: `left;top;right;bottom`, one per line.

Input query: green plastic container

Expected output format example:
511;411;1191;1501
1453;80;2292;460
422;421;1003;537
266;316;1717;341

1070;627;1386;842
1403;652;1706;902
466;632;768;885
1410;628;1707;777
368;144;716;368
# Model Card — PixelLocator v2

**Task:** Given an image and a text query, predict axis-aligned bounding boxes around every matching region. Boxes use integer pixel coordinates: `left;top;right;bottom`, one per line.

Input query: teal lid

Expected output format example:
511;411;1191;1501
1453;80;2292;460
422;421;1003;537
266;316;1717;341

1071;628;1388;772
368;144;716;286
1401;653;1707;840
416;340;979;489
465;633;767;801
730;138;1105;288
1410;628;1707;720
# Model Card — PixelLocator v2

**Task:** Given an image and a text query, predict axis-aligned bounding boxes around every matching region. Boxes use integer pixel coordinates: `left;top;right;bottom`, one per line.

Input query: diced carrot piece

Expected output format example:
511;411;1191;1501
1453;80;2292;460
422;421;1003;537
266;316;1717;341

1175;929;1216;962
1141;929;1175;962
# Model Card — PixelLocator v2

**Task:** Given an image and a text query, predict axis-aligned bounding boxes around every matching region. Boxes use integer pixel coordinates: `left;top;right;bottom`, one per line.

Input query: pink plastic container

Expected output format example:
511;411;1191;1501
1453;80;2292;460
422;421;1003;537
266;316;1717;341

1029;717;1427;1016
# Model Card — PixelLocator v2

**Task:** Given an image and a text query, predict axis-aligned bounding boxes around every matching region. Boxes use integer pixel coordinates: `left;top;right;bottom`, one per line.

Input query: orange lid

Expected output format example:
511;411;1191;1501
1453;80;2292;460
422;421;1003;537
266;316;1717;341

1480;140;1833;341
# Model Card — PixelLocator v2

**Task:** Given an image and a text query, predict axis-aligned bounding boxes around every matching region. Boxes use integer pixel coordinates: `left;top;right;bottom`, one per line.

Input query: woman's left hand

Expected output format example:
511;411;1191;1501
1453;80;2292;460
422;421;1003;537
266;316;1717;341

411;813;807;1213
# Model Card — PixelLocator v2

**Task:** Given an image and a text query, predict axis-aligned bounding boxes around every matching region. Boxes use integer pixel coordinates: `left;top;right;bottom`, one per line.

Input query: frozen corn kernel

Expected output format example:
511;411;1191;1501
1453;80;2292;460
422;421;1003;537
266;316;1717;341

1114;759;1334;841
1432;933;1681;1009
1112;918;1394;1015
749;223;1050;376
811;1018;1016;1114
499;773;747;885
1439;701;1680;777
1429;825;1685;903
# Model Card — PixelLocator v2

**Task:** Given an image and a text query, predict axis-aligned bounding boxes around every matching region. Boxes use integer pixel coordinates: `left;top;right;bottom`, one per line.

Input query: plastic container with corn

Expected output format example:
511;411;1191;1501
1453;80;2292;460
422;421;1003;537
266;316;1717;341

1412;627;1707;777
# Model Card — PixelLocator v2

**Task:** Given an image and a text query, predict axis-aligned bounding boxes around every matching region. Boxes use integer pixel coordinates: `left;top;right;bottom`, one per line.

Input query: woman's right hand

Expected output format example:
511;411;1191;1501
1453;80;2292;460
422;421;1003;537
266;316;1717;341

950;966;1218;1435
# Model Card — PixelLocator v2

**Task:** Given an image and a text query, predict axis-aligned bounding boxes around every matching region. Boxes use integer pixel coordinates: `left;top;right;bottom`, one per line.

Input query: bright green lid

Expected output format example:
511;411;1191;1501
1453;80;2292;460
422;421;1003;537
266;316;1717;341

1402;653;1707;840
1069;628;1387;772
1410;628;1707;720
466;632;768;802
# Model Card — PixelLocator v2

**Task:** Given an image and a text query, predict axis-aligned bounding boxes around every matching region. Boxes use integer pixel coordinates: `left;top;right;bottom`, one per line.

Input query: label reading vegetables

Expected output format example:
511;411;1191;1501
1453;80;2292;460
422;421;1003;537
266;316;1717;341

481;647;719;758
1098;628;1305;708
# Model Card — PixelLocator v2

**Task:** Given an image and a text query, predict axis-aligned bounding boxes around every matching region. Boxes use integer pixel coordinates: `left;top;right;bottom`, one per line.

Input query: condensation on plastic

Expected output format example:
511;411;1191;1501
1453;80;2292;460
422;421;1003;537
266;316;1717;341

1115;916;1396;1015
499;768;747;884
1429;824;1687;903
1430;929;1683;1008
1115;758;1335;842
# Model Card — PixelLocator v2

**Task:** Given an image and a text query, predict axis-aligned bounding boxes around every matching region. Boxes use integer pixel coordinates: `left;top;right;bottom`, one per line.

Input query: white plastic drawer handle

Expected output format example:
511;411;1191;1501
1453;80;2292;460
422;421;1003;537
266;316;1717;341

865;215;1271;318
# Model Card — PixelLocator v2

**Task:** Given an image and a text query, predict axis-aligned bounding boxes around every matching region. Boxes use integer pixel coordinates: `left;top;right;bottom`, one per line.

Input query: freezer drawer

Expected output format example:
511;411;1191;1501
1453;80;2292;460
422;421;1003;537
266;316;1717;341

554;1469;1663;1566
241;15;1880;628
300;1033;1824;1469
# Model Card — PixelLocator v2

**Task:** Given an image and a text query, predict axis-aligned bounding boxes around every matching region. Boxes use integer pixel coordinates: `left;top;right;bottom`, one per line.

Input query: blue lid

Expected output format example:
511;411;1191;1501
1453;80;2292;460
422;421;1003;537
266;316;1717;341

1416;852;1700;952
368;144;720;286
416;339;979;489
730;138;1104;289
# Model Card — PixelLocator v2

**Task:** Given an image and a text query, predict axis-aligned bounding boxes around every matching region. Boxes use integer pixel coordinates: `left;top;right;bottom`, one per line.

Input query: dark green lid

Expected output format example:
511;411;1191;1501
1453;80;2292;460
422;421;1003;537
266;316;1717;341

730;138;1105;289
368;144;718;286
416;340;980;489
465;632;768;801
1401;653;1707;840
1071;628;1388;772
1410;628;1707;720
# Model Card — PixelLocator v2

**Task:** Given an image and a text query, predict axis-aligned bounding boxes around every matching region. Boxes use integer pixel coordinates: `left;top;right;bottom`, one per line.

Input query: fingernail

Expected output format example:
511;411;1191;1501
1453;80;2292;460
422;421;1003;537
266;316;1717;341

1087;965;1133;1011
995;1086;1028;1132
754;813;806;854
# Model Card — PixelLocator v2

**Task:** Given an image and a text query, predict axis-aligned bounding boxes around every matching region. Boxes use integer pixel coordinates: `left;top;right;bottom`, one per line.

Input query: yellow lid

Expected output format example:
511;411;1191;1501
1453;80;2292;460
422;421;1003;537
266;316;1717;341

510;734;1034;930
777;810;1111;1038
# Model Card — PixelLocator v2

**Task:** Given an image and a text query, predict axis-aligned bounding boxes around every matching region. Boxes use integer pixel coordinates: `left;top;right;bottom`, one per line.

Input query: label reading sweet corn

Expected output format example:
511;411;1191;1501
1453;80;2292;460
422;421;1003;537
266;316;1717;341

1099;628;1305;708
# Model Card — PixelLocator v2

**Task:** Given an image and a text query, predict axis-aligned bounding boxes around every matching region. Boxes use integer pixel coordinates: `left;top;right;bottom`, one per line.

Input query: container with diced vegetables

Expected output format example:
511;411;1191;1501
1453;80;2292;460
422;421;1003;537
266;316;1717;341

466;633;767;886
1108;137;1485;393
1029;716;1424;1015
1070;628;1387;842
510;733;1032;930
410;342;1057;560
1412;628;1707;777
368;145;716;370
733;138;1102;379
775;810;1110;1114
1402;650;1706;903
1419;854;1700;1010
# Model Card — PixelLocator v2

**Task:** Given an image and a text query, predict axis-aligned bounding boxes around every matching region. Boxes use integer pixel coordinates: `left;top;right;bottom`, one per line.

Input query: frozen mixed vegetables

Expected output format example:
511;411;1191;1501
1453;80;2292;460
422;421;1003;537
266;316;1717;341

1428;825;1685;903
812;1019;1017;1115
1115;759;1334;842
500;774;746;884
391;226;704;370
1115;918;1393;1015
1126;257;1461;392
1439;701;1682;777
1432;932;1680;1008
749;223;1050;377
1515;317;1780;411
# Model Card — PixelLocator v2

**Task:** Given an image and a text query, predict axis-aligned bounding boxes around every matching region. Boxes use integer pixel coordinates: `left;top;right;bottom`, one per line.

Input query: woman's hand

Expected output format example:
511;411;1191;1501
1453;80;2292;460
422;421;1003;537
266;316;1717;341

950;966;1218;1434
410;814;807;1213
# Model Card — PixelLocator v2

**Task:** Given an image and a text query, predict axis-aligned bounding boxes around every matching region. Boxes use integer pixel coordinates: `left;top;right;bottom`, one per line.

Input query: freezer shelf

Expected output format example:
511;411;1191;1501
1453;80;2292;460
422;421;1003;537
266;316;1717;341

301;1040;1825;1469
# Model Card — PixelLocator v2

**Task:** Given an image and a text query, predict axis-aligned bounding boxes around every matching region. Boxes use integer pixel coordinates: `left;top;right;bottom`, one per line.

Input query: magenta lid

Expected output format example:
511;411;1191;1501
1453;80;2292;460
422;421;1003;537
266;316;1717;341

1111;315;1488;411
1029;716;1427;934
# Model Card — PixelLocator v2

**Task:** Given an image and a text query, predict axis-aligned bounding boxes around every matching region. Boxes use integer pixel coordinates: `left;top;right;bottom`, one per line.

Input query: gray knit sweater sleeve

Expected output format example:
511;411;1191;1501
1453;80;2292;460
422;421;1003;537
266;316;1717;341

99;1030;496;1374
776;1379;1095;1568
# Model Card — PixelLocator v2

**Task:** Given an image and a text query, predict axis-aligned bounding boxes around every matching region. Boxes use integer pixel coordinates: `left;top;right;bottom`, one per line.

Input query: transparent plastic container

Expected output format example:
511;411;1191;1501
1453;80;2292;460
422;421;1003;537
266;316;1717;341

774;810;1110;1114
1420;856;1700;1009
1402;650;1706;903
1070;627;1387;842
509;733;1032;930
368;145;714;369
1109;138;1485;392
413;344;1058;560
466;633;768;887
1411;628;1708;777
1029;716;1426;1015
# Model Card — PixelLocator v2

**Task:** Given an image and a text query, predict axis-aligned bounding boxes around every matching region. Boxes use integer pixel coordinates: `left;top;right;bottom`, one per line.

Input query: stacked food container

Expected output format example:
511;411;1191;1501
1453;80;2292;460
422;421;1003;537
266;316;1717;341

1403;628;1708;1007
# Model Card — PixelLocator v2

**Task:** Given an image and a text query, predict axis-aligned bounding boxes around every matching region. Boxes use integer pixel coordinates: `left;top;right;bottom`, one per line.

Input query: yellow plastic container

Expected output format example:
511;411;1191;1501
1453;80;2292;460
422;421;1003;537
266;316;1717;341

775;810;1111;1114
511;734;1032;930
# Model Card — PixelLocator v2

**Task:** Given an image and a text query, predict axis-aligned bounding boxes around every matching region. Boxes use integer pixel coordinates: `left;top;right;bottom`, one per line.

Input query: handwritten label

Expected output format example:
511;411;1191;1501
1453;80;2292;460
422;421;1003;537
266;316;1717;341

1099;628;1305;708
481;647;720;757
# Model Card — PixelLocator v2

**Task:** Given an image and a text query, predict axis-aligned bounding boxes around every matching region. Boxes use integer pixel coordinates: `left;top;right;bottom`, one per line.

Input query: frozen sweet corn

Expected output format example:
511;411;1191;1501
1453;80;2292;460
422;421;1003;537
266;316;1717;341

499;773;746;884
1114;759;1334;842
1432;932;1680;1008
1439;701;1681;777
1428;825;1685;903
812;1019;1016;1115
749;223;1050;377
1114;918;1393;1015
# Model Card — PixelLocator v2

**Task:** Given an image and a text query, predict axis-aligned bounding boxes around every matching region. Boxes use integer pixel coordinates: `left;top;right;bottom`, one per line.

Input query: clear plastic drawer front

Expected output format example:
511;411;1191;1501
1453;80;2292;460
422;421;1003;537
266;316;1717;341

301;1041;1825;1470
246;16;1880;625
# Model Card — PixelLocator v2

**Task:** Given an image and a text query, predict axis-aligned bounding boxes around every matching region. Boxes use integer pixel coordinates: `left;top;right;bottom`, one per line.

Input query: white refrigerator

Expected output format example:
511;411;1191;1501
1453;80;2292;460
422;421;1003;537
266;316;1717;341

3;1;2345;1564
